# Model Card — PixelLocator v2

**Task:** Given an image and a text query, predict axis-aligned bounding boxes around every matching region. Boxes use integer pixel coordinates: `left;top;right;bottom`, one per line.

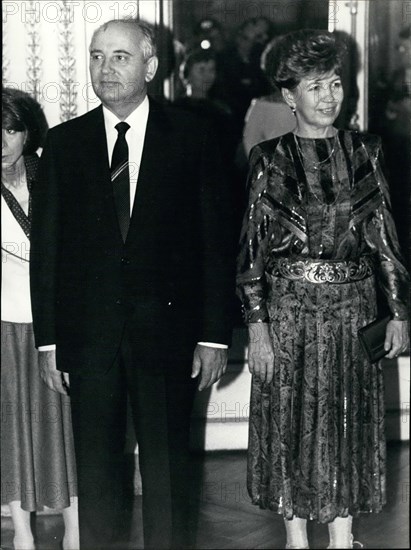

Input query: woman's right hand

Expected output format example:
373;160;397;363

248;322;275;384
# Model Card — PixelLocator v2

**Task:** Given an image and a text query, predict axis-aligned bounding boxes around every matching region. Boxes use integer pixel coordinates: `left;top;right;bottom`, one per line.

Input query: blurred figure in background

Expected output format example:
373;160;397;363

379;25;411;269
383;25;411;129
242;37;297;158
177;49;220;101
174;49;233;146
174;48;243;300
1;88;79;550
213;17;273;140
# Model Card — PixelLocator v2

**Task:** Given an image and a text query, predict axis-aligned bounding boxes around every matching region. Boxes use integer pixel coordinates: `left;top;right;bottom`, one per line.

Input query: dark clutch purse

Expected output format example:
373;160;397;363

358;316;391;363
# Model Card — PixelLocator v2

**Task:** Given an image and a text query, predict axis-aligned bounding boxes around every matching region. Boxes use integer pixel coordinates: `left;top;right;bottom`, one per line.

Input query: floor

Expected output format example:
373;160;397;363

1;442;409;549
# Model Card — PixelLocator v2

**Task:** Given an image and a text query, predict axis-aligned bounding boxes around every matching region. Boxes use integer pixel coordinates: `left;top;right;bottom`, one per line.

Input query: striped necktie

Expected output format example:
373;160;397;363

111;122;130;242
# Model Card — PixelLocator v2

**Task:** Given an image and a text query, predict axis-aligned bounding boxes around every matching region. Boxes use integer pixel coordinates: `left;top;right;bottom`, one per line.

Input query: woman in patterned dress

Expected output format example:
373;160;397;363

236;30;409;549
1;88;79;550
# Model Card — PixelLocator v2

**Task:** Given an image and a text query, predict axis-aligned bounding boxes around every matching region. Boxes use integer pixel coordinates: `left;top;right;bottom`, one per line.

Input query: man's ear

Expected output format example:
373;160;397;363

145;56;159;82
281;87;296;110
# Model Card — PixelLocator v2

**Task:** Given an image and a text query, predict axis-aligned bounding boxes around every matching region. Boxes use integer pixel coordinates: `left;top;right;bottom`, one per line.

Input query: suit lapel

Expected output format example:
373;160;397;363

77;106;111;194
78;102;174;244
128;99;172;238
77;106;124;242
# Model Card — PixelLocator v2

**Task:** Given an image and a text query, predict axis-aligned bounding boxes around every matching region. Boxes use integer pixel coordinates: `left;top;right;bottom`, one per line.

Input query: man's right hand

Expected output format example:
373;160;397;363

248;322;275;384
38;350;69;395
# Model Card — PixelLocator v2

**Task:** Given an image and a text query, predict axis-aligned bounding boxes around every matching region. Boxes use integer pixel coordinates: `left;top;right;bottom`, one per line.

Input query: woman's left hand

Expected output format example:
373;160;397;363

384;319;409;359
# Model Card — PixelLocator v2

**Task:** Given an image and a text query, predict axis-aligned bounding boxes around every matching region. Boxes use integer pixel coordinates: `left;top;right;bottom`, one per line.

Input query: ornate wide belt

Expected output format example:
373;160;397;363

268;256;375;284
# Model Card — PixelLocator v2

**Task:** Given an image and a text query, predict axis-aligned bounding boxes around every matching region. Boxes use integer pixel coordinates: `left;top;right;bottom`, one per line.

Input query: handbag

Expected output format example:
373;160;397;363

358;316;391;363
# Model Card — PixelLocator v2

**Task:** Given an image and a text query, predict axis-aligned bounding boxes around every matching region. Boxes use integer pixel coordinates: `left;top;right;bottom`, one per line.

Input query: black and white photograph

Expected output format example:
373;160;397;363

1;1;410;549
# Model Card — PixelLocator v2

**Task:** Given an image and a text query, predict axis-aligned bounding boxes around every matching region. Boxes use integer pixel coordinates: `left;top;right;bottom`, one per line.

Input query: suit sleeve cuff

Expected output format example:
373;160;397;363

197;342;228;349
38;344;56;351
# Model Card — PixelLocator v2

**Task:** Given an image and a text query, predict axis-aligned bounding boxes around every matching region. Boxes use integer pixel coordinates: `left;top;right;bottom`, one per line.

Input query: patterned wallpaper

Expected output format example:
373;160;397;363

2;0;166;128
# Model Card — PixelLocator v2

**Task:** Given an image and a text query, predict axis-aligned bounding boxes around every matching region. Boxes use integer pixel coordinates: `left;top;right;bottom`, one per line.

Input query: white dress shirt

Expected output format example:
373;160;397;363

103;96;149;212
39;97;227;351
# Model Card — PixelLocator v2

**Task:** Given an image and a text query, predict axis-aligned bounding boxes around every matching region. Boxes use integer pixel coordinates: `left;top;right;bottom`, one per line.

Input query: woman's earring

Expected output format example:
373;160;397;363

291;107;296;116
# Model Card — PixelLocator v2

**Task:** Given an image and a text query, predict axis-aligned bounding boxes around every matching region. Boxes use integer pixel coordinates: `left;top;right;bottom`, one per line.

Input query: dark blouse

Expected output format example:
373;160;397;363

236;131;409;322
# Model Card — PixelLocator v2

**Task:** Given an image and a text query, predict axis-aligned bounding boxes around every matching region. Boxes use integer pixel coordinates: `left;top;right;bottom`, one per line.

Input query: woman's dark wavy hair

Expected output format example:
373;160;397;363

2;87;48;155
264;29;347;90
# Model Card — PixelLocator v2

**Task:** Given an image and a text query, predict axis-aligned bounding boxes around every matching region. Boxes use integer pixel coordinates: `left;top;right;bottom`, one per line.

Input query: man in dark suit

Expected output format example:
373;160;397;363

30;19;234;550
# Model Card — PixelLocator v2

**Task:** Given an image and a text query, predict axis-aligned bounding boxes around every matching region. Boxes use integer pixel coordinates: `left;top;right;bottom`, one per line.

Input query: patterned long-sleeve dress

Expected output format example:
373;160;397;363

236;131;409;523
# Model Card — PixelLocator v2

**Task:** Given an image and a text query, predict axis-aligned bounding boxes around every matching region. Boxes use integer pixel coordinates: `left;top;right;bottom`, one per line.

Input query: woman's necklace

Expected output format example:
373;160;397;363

294;134;337;171
294;134;342;206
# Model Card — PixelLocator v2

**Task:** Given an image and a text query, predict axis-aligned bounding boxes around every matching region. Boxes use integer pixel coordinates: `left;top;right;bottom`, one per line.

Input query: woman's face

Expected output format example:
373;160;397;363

188;60;216;94
284;71;344;136
2;127;27;169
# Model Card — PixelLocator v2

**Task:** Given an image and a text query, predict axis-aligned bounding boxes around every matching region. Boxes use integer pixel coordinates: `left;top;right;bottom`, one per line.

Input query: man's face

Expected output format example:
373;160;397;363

89;22;157;110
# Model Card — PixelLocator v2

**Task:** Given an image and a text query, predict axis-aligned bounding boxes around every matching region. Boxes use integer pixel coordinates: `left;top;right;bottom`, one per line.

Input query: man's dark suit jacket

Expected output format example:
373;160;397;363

30;98;234;376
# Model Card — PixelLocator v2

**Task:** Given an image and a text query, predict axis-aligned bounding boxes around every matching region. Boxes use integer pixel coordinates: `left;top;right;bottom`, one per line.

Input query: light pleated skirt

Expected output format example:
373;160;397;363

1;321;77;511
247;275;386;523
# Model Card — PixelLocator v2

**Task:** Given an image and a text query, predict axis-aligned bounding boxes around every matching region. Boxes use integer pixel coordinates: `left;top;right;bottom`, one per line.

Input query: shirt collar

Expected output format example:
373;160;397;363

102;95;149;131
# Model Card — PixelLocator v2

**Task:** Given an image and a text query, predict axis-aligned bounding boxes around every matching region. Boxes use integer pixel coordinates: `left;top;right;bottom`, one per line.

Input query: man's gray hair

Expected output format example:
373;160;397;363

94;19;157;61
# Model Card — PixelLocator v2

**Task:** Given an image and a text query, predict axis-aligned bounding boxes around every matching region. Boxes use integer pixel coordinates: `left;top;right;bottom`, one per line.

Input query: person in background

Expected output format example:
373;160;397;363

176;18;226;99
237;30;409;549
242;37;297;158
1;88;79;550
30;19;234;550
175;48;235;158
177;48;224;104
379;25;411;269
174;48;243;308
213;17;273;140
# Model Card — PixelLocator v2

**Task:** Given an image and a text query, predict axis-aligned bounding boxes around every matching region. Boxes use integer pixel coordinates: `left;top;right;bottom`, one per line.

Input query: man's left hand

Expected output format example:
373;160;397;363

191;345;228;391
